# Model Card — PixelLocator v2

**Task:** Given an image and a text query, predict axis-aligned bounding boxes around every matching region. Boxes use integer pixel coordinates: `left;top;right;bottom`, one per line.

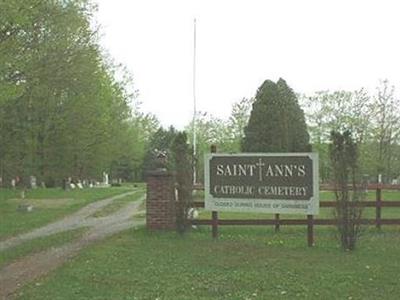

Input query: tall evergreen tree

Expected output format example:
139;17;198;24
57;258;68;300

242;78;310;152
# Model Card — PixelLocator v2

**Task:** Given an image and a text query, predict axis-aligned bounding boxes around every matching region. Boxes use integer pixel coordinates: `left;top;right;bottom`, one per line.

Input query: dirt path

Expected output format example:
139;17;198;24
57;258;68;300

0;191;140;251
0;191;146;300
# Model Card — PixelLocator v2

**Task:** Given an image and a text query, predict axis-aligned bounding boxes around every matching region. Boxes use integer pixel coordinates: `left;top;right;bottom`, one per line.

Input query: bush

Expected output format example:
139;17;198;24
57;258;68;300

329;130;365;250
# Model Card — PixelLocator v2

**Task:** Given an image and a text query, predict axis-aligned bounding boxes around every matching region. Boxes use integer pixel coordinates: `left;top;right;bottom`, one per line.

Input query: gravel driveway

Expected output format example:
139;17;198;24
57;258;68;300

0;191;145;300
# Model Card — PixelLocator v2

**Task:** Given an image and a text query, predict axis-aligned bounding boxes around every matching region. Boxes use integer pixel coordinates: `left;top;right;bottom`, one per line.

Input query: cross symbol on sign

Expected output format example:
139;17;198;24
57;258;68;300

255;158;265;181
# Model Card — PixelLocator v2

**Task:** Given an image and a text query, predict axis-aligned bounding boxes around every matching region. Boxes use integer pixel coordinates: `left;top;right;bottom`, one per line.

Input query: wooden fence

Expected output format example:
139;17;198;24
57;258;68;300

190;185;400;247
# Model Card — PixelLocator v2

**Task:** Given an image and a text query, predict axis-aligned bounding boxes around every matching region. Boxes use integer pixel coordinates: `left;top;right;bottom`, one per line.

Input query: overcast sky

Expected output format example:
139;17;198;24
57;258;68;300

96;0;400;129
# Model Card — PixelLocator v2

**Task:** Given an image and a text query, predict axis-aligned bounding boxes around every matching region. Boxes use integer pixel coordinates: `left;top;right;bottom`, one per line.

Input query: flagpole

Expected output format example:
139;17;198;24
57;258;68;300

192;18;197;185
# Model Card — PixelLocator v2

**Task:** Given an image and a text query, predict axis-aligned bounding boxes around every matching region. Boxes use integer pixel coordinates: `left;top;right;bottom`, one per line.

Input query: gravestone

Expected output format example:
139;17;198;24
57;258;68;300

95;172;110;188
362;174;369;192
62;178;68;190
30;175;37;189
17;204;34;212
103;172;109;185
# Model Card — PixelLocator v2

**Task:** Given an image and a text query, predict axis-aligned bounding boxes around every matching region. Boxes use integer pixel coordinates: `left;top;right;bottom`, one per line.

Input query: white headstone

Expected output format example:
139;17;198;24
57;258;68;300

103;172;109;185
30;176;37;189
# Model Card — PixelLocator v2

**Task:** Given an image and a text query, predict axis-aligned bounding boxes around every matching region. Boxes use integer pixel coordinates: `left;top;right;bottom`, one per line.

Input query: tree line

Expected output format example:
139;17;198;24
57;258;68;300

0;0;158;186
1;1;398;187
184;79;400;184
300;80;400;183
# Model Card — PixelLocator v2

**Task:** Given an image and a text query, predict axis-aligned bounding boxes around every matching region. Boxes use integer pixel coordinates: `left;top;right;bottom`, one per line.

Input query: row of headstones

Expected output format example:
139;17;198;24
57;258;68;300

61;172;112;190
0;176;39;189
0;171;116;189
61;174;124;190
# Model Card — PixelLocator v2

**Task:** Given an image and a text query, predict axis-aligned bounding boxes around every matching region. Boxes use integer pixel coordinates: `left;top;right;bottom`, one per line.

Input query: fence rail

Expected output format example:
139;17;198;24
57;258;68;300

191;218;400;226
191;186;400;246
320;183;400;191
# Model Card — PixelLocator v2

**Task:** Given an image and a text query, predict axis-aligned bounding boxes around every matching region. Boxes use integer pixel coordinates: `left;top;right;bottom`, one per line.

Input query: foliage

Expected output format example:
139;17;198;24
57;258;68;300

171;132;193;234
300;82;400;183
185;98;254;182
186;112;228;182
0;0;153;186
226;97;255;152
142;126;178;173
370;80;400;182
329;130;364;251
242;78;310;152
300;89;372;144
110;112;160;182
300;89;373;182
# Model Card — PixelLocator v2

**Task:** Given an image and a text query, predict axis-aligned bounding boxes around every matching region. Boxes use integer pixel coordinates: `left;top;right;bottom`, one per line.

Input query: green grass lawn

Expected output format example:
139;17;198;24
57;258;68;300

17;225;400;300
0;227;88;268
0;186;140;240
5;188;400;299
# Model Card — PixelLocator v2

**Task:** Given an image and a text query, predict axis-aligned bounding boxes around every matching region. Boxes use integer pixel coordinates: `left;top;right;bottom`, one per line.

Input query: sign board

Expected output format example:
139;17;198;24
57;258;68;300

204;153;319;215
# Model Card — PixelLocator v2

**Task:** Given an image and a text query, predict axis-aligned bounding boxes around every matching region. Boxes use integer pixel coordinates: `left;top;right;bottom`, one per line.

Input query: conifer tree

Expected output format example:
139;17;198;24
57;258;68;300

242;78;310;152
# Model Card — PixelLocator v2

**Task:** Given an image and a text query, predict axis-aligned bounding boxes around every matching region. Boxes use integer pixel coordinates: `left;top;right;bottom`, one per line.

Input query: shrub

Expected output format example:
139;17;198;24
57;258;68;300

329;130;364;250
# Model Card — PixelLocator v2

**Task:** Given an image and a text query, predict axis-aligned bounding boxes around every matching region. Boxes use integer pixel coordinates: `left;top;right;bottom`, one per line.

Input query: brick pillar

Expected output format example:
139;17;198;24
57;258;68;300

146;170;176;230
